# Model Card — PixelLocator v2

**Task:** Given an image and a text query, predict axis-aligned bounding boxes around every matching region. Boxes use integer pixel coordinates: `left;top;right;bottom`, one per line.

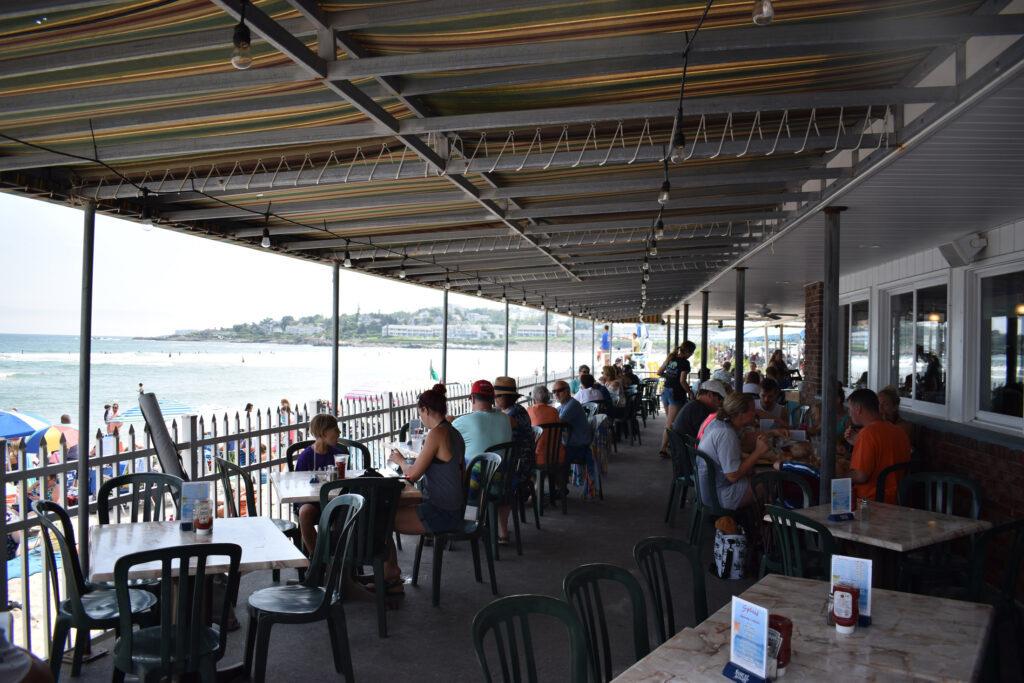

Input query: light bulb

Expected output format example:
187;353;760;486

643;272;650;282
343;250;352;268
231;23;253;69
657;180;670;205
399;262;407;279
140;206;154;231
260;227;271;248
476;283;483;297
1016;302;1024;316
643;256;649;271
654;219;664;240
650;240;658;256
522;296;527;306
752;0;774;25
501;293;507;304
445;275;451;290
669;128;687;164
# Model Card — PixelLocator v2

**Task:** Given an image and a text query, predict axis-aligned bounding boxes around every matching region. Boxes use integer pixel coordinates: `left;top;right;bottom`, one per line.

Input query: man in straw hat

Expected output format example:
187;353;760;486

493;376;535;545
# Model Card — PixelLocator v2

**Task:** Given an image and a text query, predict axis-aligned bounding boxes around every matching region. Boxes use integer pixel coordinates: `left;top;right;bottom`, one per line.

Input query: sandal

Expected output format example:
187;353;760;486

366;579;405;596
497;536;512;546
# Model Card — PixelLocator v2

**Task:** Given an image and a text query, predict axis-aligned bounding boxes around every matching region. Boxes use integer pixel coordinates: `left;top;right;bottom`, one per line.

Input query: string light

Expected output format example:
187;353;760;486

650;239;658;256
444;274;451;290
654;217;665;240
476;281;483;297
399;259;407;279
343;240;352;267
230;1;253;69
752;0;775;25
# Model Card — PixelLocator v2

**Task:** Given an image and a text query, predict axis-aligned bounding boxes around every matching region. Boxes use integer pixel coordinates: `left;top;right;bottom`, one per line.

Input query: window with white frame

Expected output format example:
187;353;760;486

889;284;948;405
979;269;1024;420
839;301;870;389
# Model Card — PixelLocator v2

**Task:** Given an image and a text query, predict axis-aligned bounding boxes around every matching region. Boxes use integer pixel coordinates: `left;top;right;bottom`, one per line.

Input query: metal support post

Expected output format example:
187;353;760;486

504;301;510;376
77;202;96;574
683;303;690;345
543;309;549;381
331;262;340;415
734;268;746;390
674;309;680;351
441;289;449;383
571;315;576;375
700;291;710;380
820;207;845;503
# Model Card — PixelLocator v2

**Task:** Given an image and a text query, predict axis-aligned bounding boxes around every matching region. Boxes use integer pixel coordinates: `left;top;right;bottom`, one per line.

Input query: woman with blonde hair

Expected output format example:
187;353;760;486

697;393;772;510
878;385;914;442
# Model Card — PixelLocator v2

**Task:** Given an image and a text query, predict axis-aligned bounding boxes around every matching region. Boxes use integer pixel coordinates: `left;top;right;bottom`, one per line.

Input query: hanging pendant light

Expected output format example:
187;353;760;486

657;179;670;205
230;1;253;69
654;218;665;240
643;255;650;271
476;281;483;297
650;239;658;256
343;240;352;268
669;109;687;164
399;259;407;279
752;0;774;25
444;274;451;290
260;227;271;248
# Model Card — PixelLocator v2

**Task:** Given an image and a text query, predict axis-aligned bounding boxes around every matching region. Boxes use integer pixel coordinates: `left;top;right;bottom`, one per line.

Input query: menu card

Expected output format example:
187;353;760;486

831;554;873;625
829;477;854;521
724;596;769;682
180;481;210;529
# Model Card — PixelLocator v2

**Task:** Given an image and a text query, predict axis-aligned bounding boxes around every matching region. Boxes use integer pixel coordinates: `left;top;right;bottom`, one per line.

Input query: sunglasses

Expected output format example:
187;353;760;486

554;387;569;393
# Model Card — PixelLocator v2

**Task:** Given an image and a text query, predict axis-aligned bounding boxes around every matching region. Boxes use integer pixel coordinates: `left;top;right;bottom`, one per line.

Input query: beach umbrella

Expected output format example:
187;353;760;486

343;387;386;403
115;399;196;422
0;410;50;439
24;425;79;453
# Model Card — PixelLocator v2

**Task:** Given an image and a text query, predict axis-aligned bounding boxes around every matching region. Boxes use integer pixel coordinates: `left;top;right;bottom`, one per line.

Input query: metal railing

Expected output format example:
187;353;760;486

1;370;570;658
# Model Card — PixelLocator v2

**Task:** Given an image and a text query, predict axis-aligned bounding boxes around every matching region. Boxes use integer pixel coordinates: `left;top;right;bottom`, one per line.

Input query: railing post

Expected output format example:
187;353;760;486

182;414;200;481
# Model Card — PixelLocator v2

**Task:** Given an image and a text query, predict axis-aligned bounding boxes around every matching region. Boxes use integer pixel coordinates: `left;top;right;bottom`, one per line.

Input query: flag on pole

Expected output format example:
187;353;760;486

430;360;439;381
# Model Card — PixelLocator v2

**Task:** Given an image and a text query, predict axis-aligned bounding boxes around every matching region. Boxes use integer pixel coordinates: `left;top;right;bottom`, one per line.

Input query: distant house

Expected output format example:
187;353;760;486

382;324;442;338
449;324;485;340
516;324;562;338
285;323;324;335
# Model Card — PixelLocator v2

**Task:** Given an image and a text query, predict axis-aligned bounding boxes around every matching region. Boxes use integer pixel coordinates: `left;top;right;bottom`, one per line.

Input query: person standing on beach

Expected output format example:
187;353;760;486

599;325;611;365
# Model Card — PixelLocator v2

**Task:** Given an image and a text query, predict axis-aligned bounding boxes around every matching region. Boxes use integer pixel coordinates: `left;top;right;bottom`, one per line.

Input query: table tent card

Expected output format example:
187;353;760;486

180;481;211;530
831;554;873;626
829;477;854;521
724;596;770;682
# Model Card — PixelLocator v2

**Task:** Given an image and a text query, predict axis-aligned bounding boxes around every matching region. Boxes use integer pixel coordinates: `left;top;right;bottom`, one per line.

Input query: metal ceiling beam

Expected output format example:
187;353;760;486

528;212;789;236
507;192;811;220
211;0;325;78
326;0;561;31
0;18;316;78
318;17;1024;80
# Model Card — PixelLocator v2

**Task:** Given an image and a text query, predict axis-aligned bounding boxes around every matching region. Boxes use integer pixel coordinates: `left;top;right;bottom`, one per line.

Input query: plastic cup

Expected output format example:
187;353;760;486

334;454;348;479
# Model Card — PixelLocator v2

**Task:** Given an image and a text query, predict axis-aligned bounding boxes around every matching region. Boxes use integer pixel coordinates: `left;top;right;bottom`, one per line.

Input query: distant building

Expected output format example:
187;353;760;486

515;324;562;338
285;323;324;335
382;324;442;338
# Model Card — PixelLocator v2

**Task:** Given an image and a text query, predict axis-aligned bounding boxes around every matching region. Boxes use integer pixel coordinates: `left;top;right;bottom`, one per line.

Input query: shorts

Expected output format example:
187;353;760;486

416;500;463;533
661;386;684;408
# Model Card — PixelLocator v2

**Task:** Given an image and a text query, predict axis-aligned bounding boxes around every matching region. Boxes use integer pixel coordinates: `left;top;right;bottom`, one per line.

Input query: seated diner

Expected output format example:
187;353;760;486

294;413;346;554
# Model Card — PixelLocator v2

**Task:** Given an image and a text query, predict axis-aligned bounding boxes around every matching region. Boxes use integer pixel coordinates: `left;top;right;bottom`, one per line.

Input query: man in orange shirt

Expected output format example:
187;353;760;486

845;389;912;502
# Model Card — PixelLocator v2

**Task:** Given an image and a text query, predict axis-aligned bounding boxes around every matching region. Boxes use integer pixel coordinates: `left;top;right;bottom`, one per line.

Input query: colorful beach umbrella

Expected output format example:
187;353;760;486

115;399;196;422
24;425;79;453
0;410;50;439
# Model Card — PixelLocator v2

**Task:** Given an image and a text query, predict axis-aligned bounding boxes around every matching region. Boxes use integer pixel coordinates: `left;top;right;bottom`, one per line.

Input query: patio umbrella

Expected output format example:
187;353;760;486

0;410;50;439
115;399;196;422
23;424;79;453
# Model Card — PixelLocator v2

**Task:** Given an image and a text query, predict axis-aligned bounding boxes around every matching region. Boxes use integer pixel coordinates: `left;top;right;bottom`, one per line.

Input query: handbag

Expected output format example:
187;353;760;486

713;527;748;580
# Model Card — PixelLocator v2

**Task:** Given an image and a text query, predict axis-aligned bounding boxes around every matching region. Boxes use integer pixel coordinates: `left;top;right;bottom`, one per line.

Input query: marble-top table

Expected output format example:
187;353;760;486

269;468;412;505
614;574;993;682
89;517;308;583
787;501;992;552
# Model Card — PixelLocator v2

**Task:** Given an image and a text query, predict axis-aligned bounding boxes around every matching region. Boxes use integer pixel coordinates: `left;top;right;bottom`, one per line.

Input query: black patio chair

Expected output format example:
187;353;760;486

632;536;708;645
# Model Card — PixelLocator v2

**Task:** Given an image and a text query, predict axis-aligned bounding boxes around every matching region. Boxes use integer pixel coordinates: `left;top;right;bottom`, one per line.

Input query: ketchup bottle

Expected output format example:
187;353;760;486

832;584;860;634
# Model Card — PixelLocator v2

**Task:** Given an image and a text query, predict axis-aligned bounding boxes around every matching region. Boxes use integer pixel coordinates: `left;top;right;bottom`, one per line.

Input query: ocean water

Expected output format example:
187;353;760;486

0;334;580;430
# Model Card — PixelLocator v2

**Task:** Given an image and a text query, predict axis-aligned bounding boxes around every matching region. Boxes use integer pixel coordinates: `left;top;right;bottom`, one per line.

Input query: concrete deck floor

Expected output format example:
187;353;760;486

65;411;1019;682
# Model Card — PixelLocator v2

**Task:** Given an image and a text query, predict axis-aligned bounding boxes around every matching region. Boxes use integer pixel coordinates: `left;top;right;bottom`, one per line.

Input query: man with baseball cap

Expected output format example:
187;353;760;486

452;379;513;463
671;379;727;444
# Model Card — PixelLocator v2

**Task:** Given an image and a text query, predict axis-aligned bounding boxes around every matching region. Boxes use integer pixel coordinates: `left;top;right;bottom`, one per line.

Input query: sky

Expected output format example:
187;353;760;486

0;191;471;336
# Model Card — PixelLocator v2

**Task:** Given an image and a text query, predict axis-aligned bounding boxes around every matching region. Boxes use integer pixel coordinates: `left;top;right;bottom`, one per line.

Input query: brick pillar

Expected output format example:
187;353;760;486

802;281;823;404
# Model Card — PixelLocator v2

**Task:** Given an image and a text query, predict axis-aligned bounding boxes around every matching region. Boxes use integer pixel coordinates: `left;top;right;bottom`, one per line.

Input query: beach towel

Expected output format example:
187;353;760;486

6;546;61;580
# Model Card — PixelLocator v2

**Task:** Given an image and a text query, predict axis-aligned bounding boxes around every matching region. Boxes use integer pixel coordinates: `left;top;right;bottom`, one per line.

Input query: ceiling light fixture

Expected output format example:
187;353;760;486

399;259;407;279
1016;302;1024;316
445;274;451;290
650;239;658;256
654;217;665;240
231;1;254;70
501;288;507;304
343;240;352;267
643;256;650;271
643;272;650;282
476;281;483;297
658;180;670;205
260;207;271;248
752;0;775;26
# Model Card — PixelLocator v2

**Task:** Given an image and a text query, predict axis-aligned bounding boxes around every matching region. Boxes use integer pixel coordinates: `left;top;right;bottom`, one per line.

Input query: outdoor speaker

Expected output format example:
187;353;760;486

938;233;987;267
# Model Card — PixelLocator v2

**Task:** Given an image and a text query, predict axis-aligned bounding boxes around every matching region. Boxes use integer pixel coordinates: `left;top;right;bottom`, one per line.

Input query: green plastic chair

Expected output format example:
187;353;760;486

663;429;694;527
214;456;300;582
685;446;734;548
612;393;642;447
412;452;501;606
897;471;982;591
764;504;835;580
751;470;814;577
641;378;661;421
472;594;589;683
335;438;369;470
96;472;183;524
31;501;157;682
483;441;520;559
319;477;403;637
533;422;571;519
112;542;241;683
563;563;650;682
632;536;708;645
968;517;1024;676
284;439;314;471
875;460;916;502
244;494;364;683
